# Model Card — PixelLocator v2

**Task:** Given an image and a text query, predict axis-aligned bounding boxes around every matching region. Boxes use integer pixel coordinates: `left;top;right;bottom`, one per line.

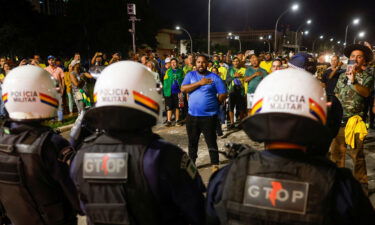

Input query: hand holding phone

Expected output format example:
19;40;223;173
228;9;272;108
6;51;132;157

346;60;356;84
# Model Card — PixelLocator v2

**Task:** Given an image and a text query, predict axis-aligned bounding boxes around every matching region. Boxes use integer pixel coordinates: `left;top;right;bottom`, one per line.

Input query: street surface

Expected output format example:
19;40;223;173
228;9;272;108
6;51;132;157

62;124;375;224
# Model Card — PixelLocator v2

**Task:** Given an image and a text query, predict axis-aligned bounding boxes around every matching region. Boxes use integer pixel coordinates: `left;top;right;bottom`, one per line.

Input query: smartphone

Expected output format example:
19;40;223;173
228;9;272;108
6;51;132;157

346;60;356;74
346;60;356;85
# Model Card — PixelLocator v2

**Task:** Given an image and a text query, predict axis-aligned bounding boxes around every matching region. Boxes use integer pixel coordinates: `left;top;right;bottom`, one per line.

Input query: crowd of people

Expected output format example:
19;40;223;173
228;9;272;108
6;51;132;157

1;43;375;174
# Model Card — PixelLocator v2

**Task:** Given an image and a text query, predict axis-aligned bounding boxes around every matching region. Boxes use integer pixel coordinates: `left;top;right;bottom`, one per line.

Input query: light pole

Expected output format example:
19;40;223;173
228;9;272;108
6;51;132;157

228;32;242;52
274;3;299;53
344;18;360;46
127;4;140;54
354;31;365;44
208;0;212;56
295;19;312;52
312;35;324;53
260;36;271;52
176;26;193;53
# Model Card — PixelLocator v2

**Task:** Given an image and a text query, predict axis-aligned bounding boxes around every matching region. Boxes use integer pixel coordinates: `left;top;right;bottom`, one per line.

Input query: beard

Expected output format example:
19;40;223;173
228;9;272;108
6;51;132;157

198;67;206;73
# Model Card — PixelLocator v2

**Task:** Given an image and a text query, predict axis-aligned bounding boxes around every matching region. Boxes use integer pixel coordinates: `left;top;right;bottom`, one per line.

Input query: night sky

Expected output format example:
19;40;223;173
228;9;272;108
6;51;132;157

151;0;375;44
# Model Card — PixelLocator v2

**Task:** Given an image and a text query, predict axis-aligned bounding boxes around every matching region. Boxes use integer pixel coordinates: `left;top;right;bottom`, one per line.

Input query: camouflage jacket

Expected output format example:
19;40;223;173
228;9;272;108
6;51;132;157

334;70;374;119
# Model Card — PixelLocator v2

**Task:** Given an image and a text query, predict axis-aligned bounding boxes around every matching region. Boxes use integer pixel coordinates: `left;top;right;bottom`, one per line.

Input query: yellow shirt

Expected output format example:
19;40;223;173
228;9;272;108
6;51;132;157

218;66;228;80
260;61;272;73
64;72;72;93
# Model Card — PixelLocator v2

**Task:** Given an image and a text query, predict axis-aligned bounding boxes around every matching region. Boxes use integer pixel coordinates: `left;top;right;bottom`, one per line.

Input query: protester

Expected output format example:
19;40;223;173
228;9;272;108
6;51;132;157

270;58;283;72
70;62;92;113
259;52;273;73
316;53;330;80
163;58;184;126
91;52;104;66
44;55;65;121
331;44;374;194
321;55;345;95
225;57;246;129
244;55;267;110
181;55;227;172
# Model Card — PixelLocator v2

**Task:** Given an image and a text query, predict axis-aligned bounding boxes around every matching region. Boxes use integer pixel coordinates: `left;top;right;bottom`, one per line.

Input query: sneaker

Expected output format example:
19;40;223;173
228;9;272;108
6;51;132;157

176;120;183;126
211;165;220;173
165;121;172;127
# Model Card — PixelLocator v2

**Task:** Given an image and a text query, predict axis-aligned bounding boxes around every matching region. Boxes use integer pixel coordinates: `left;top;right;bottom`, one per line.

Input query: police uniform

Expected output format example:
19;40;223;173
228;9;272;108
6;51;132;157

206;148;375;225
70;131;206;225
206;68;375;225
0;121;81;225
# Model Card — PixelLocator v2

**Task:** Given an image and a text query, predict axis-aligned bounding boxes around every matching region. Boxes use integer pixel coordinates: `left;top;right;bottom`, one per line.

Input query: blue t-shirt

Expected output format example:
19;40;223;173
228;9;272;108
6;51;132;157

182;71;227;116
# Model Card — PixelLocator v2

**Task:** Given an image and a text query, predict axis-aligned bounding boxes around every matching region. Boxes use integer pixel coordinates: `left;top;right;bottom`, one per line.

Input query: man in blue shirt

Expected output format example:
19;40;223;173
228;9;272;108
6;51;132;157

181;55;227;172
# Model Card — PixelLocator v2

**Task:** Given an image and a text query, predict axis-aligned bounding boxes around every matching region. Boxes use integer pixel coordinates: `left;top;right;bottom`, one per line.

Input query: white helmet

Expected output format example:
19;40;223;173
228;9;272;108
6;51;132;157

242;68;330;145
2;65;59;120
84;61;162;130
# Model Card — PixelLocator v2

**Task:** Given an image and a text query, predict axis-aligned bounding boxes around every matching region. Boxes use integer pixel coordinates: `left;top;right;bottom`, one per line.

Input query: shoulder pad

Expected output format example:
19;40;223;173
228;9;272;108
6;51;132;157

83;132;101;143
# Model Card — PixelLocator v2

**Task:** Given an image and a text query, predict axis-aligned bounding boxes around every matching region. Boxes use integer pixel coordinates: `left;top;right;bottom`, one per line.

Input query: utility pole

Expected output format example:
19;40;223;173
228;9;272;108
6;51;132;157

127;4;140;54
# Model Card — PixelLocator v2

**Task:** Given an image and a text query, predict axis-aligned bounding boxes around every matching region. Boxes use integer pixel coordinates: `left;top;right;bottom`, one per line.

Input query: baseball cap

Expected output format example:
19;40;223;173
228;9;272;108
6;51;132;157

165;57;171;63
47;55;56;60
288;53;317;74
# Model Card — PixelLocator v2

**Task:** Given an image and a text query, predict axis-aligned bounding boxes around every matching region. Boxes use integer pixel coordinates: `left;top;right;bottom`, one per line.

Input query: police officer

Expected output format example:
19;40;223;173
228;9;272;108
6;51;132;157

70;61;206;225
206;68;375;225
0;65;81;225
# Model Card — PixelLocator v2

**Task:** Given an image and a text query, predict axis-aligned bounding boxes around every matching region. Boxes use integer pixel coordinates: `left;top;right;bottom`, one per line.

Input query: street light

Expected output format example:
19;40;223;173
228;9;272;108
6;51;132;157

330;38;334;42
274;3;299;52
208;0;213;56
312;35;324;53
304;30;309;35
354;31;366;43
228;32;242;52
176;26;193;54
259;36;271;52
295;19;312;52
344;18;360;46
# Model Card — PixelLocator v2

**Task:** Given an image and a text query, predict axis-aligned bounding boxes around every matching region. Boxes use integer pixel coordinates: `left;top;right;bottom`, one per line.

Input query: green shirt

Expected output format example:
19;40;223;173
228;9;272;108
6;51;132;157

225;67;246;95
245;67;268;94
334;70;374;118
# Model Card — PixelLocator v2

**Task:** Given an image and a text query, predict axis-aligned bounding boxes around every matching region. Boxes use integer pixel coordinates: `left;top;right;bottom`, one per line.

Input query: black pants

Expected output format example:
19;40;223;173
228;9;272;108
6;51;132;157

186;115;219;165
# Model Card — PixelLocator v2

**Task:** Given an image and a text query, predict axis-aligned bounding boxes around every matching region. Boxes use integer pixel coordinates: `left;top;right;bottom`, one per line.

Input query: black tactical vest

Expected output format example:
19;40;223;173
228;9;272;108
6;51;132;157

73;133;161;225
0;125;77;225
215;148;337;225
